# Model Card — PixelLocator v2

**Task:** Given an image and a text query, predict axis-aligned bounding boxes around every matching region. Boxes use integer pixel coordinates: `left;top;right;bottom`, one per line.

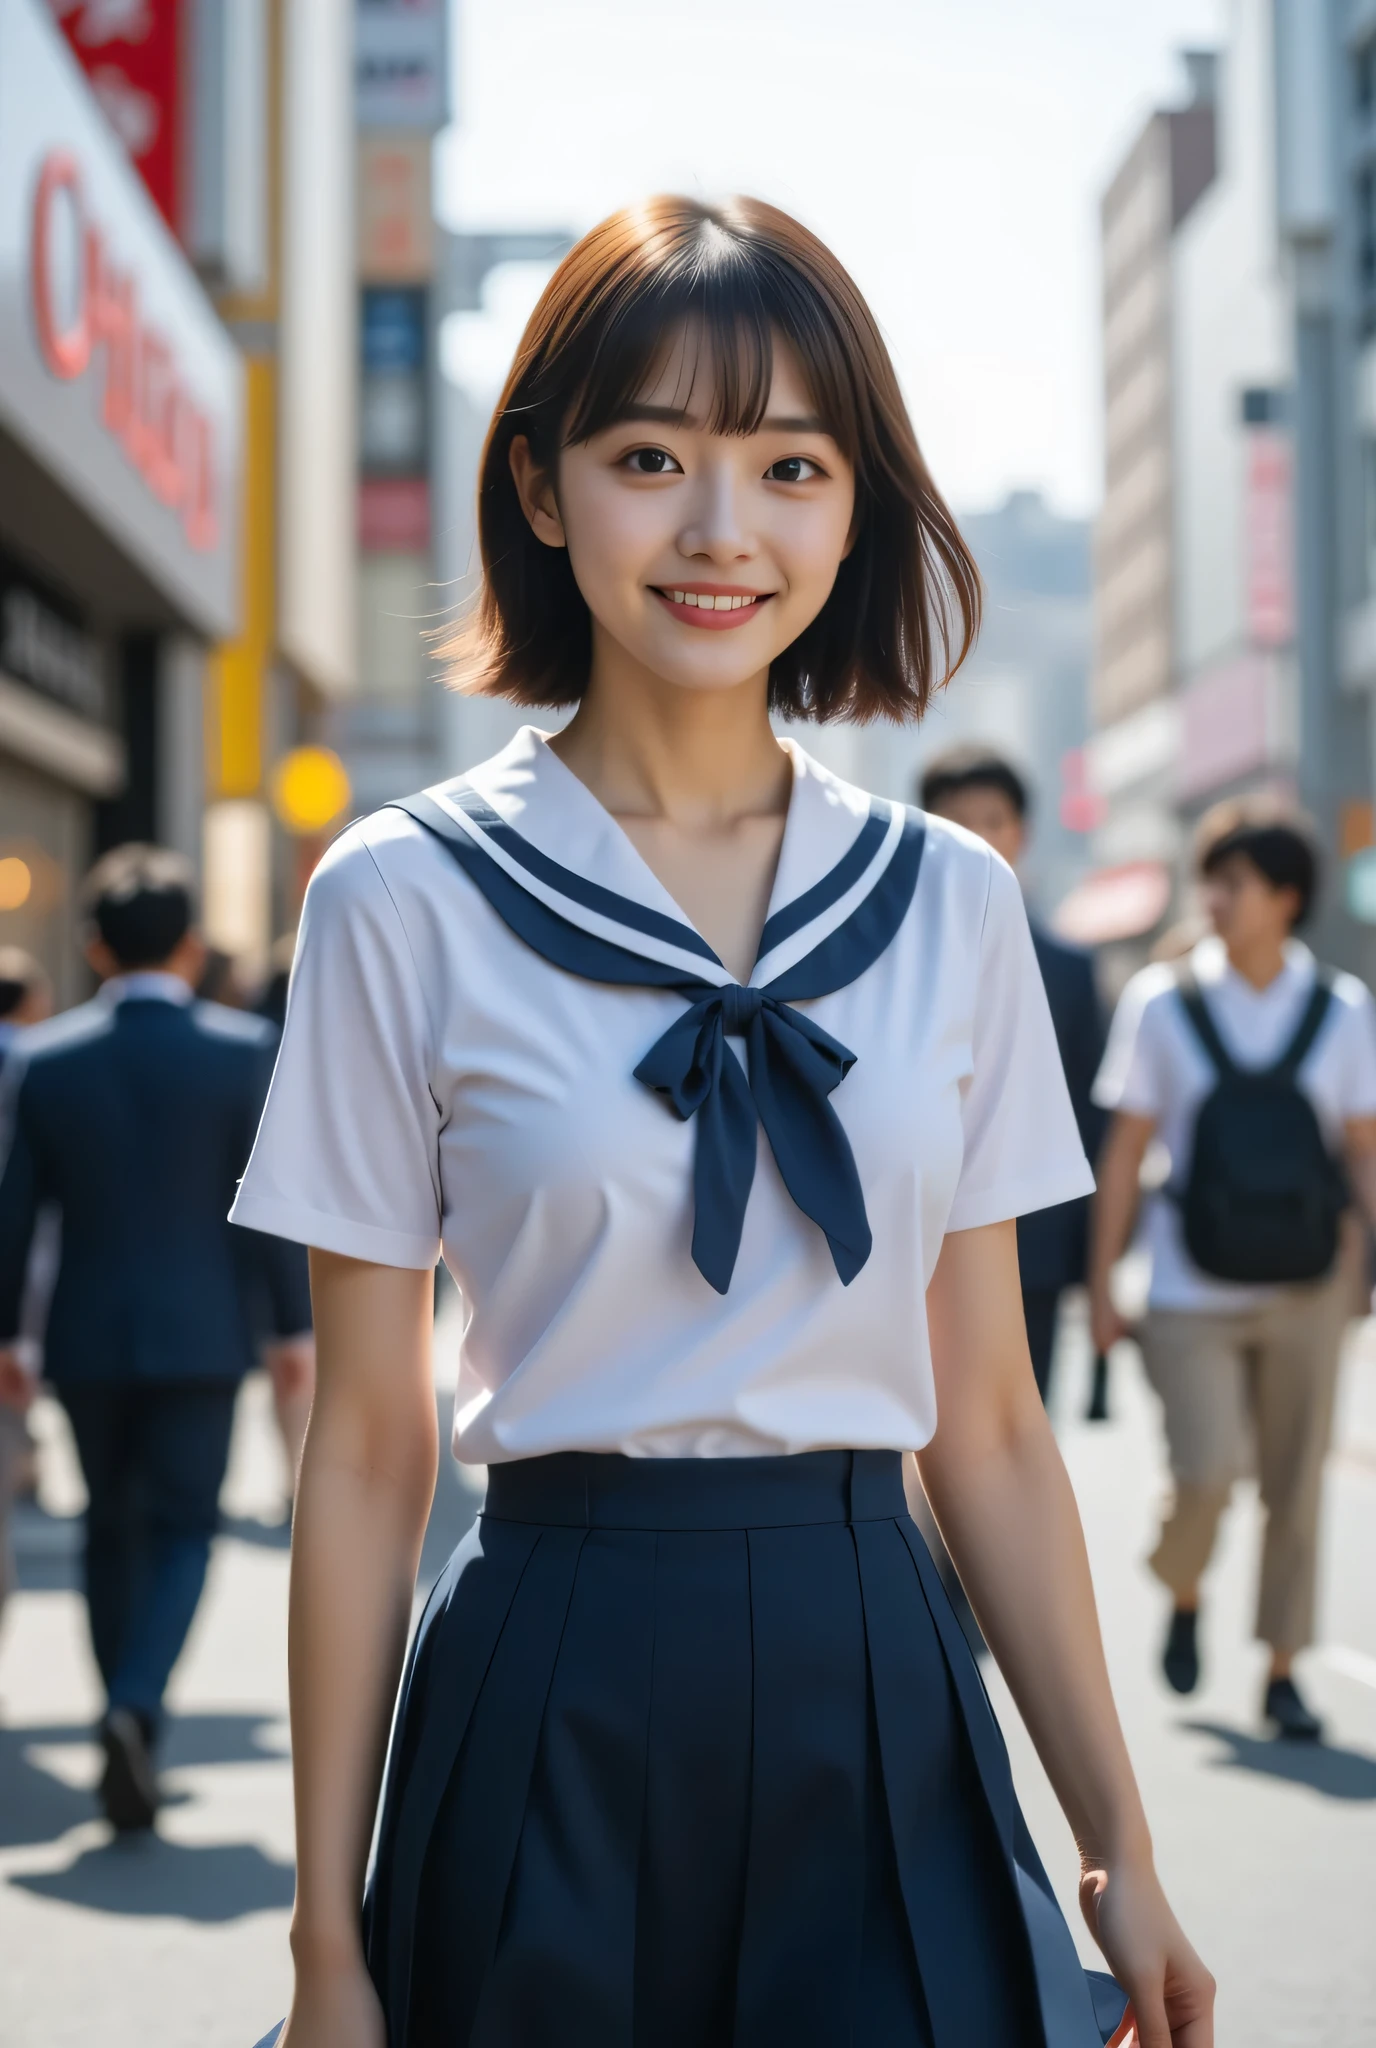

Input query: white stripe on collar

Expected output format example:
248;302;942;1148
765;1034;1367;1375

427;726;902;985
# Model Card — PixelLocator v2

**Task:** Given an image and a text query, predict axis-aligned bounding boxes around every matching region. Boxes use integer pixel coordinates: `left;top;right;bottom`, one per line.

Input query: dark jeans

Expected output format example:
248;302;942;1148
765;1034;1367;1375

1021;1287;1062;1405
56;1381;240;1734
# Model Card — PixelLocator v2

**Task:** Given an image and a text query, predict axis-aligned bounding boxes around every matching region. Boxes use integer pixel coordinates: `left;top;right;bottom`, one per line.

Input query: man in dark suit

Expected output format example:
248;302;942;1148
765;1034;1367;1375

921;748;1106;1400
0;848;311;1831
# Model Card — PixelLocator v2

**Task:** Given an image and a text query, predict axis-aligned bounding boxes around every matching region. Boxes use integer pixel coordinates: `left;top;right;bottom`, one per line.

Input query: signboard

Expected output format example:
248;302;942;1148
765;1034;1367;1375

1176;652;1277;802
356;0;448;131
358;130;434;282
0;545;107;722
1245;426;1294;647
50;0;185;233
0;0;242;637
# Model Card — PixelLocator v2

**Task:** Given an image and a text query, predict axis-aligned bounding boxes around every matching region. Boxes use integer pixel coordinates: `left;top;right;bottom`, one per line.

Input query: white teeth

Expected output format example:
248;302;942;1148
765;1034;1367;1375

665;590;759;610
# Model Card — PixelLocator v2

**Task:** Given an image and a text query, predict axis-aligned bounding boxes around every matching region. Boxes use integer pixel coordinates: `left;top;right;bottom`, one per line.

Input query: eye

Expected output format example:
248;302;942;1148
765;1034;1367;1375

765;455;823;484
621;446;683;475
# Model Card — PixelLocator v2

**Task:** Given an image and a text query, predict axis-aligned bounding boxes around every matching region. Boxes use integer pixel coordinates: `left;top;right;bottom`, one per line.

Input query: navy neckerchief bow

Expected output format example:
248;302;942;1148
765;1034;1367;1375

388;788;926;1294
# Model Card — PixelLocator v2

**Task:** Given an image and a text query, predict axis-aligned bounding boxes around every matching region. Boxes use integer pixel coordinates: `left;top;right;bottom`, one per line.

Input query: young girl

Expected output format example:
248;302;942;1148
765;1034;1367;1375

235;196;1213;2048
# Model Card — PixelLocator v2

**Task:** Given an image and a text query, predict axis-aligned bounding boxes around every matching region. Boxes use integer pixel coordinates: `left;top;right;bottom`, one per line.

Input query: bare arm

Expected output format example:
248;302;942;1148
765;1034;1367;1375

280;1250;439;2048
1344;1115;1376;1232
1088;1110;1155;1356
919;1219;1212;2048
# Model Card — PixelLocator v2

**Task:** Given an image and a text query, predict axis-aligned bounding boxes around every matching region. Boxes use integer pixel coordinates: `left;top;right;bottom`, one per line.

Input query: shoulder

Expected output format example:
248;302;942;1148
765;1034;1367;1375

1323;965;1374;1018
296;804;463;958
8;998;114;1074
1112;960;1182;1036
914;809;1003;907
190;1001;277;1051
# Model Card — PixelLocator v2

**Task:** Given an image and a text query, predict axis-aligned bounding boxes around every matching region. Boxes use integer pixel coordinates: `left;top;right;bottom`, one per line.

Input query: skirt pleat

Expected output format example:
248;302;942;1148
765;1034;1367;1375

857;1516;1036;2041
346;1450;1130;2048
733;1523;869;2045
633;1531;753;2046
893;1518;1117;2048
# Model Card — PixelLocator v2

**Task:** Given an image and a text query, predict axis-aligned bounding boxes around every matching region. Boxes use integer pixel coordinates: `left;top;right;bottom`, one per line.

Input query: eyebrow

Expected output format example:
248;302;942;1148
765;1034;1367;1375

613;403;830;434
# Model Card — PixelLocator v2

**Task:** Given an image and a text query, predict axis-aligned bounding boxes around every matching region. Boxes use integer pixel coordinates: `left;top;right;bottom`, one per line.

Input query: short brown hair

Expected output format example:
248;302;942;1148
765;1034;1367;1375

1196;796;1319;927
444;195;980;724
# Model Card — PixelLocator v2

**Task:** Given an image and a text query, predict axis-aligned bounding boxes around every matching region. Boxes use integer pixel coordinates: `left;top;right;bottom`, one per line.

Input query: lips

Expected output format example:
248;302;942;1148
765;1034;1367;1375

651;585;774;631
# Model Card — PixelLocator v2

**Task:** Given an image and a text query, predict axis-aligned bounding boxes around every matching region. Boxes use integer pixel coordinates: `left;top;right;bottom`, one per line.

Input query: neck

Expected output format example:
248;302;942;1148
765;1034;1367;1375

549;629;791;825
1224;933;1289;990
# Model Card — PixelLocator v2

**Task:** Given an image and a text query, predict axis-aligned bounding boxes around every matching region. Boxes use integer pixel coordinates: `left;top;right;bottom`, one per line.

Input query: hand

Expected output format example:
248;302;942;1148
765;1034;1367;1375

1081;1856;1214;2048
1089;1285;1130;1359
278;1947;385;2048
0;1349;37;1412
265;1335;316;1403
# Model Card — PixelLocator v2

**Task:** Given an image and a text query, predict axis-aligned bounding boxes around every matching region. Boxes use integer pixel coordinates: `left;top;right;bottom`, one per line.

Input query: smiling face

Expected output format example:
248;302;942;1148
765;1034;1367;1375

509;328;857;701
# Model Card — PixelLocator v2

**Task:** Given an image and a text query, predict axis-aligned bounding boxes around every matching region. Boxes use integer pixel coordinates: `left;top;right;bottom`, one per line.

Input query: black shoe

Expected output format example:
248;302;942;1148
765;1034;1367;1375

1162;1608;1199;1694
1265;1676;1323;1743
100;1707;159;1831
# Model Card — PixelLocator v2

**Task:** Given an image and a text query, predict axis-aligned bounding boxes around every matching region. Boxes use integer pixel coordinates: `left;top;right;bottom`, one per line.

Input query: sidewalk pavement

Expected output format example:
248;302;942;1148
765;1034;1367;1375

1;1302;1373;2047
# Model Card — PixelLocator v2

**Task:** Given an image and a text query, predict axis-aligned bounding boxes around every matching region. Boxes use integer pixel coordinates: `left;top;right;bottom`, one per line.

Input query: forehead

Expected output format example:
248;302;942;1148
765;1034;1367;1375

632;325;817;422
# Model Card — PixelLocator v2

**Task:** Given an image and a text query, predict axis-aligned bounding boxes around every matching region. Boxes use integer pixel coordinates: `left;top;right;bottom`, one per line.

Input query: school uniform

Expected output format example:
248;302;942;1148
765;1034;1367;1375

1094;936;1376;1653
235;726;1128;2048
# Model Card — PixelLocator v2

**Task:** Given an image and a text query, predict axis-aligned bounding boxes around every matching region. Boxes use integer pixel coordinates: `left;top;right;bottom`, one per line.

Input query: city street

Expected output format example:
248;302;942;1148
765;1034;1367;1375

2;1299;1374;2048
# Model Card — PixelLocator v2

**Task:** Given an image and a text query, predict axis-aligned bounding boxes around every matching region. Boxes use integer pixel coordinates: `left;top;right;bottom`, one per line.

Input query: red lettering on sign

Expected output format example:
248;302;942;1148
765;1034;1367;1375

28;149;218;553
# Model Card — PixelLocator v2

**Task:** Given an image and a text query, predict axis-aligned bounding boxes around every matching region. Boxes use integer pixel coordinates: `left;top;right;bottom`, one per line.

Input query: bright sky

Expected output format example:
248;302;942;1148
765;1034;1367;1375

437;0;1225;518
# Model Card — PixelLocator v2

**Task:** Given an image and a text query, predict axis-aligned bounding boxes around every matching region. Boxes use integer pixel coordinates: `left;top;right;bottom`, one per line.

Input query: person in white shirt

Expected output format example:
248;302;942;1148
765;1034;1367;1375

1090;801;1376;1741
236;196;1210;2048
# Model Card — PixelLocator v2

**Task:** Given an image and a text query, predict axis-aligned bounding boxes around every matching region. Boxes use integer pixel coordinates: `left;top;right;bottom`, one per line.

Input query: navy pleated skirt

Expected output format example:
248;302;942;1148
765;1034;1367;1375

255;1449;1127;2048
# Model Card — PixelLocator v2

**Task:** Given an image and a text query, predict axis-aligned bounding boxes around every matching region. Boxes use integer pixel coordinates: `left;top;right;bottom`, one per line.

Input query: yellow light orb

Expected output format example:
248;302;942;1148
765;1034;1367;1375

0;857;33;911
271;747;352;836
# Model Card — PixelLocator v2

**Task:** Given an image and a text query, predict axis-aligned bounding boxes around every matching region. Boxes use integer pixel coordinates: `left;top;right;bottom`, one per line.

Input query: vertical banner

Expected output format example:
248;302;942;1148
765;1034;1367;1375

50;0;186;233
1245;427;1295;648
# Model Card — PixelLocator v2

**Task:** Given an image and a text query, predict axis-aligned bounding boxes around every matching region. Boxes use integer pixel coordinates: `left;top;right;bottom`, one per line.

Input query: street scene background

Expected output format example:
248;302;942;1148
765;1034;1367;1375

4;0;1376;2043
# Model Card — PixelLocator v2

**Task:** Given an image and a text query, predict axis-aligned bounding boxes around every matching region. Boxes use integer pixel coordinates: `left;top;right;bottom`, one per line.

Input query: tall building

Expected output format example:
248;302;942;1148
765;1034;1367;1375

21;0;360;987
1081;55;1217;963
0;0;243;1003
341;0;448;816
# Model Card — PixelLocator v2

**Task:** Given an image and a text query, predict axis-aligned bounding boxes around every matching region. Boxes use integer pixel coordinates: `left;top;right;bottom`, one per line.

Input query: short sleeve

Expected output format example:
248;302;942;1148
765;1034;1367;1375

1328;976;1376;1118
229;827;442;1268
945;854;1094;1233
1092;967;1172;1121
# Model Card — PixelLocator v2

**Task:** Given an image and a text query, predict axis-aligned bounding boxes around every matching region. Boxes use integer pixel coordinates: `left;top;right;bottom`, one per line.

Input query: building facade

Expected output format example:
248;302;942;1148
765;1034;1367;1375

0;0;243;1003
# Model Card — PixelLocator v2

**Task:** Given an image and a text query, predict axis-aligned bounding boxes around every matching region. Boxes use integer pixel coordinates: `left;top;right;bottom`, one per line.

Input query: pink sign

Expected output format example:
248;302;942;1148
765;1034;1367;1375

1245;428;1293;648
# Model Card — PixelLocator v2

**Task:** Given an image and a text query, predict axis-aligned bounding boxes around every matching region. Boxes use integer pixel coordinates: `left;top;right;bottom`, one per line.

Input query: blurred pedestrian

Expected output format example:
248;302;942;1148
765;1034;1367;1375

0;948;52;1638
1090;799;1376;1740
0;847;313;1829
921;746;1107;1401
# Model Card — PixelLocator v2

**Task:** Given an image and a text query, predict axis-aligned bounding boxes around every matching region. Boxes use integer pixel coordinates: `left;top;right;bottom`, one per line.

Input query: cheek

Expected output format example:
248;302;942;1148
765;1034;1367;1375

772;497;854;596
562;479;669;603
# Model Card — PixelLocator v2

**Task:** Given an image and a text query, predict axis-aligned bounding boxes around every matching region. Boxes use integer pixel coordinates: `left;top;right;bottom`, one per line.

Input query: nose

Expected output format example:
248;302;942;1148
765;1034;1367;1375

677;457;756;566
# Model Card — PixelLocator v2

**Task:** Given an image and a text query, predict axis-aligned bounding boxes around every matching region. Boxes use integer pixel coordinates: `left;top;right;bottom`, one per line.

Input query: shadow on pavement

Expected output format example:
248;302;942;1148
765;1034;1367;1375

0;1710;288;1851
1184;1719;1376;1800
11;1835;295;1921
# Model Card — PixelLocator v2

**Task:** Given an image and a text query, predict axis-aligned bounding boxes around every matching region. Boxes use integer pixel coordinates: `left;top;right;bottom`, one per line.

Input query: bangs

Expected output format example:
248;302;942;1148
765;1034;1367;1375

558;251;861;461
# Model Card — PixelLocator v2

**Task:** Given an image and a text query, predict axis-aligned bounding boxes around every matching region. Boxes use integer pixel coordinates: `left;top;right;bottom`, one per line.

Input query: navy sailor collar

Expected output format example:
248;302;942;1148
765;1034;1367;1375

393;727;925;1294
420;725;913;987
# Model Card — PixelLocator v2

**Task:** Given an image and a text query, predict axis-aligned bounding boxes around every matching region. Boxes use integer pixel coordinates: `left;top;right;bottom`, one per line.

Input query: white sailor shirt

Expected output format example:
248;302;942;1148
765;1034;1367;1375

231;726;1091;1463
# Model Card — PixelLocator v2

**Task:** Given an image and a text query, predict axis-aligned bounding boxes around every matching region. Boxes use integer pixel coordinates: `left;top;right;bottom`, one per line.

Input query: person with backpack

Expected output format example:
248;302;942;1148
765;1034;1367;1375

1089;800;1376;1740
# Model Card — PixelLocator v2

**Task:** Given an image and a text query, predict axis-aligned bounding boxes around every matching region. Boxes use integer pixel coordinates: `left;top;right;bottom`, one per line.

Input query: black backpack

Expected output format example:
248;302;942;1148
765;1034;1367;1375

1174;967;1347;1284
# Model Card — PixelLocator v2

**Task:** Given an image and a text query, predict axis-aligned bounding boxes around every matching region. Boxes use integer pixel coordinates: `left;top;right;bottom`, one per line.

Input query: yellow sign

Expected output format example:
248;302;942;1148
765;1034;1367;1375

271;747;352;835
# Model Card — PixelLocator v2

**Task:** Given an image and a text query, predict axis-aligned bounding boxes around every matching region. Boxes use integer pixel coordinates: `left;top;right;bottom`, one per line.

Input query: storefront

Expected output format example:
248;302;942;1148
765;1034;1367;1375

0;0;241;1003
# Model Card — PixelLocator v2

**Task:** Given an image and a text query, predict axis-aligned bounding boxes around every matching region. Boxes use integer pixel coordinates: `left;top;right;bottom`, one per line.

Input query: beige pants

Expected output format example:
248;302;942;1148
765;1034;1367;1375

1138;1264;1350;1655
